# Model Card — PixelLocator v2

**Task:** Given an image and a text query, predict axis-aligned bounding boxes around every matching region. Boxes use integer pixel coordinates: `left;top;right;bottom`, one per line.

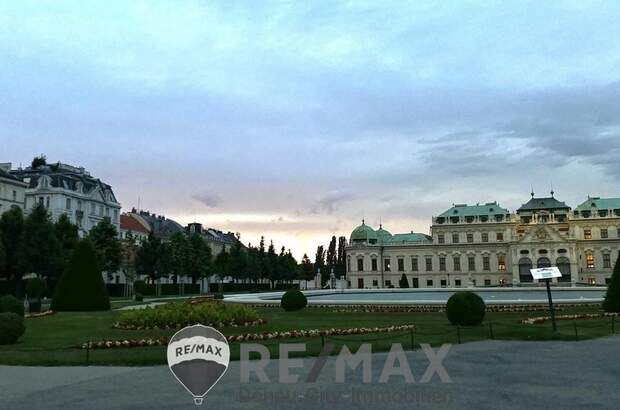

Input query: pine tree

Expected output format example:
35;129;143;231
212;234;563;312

326;236;337;269
336;236;347;276
52;239;110;311
300;253;314;281
0;207;23;282
603;254;620;312
399;274;410;288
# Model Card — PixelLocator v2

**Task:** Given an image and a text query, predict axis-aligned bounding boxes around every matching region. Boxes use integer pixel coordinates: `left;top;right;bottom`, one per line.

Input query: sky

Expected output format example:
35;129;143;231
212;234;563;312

1;1;620;259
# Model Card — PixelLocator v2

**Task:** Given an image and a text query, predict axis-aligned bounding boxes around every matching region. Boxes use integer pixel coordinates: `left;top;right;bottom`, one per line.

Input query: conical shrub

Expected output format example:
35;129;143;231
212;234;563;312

52;240;110;311
603;254;620;312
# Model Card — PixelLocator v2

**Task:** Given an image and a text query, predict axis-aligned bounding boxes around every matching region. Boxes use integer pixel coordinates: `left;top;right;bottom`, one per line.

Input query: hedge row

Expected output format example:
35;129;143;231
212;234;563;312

131;283;201;297
207;283;300;293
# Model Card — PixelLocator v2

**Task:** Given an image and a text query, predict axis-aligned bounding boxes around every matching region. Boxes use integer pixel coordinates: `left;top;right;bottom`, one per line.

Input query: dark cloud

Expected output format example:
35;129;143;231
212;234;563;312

192;193;223;208
310;190;356;214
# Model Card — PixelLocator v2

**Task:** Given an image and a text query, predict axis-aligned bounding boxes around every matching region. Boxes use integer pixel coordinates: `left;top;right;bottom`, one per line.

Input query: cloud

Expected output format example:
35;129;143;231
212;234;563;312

192;193;223;208
311;190;356;214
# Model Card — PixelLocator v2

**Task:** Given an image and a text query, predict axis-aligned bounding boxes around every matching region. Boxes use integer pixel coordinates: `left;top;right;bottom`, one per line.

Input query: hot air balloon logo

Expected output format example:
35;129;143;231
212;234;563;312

167;325;230;405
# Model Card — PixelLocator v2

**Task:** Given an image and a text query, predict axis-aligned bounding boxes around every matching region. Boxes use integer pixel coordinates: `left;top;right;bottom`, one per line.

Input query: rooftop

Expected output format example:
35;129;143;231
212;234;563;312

575;197;620;211
517;196;570;212
438;202;510;218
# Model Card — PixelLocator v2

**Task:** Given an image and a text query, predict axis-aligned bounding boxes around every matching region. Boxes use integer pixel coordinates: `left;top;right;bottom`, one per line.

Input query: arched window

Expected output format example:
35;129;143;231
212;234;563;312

556;257;571;283
519;257;533;283
537;257;551;268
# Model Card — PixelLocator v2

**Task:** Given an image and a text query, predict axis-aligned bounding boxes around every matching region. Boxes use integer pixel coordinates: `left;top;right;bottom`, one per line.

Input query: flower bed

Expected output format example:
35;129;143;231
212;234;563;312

81;324;415;350
114;301;262;330
521;312;620;325
25;310;55;319
246;303;599;313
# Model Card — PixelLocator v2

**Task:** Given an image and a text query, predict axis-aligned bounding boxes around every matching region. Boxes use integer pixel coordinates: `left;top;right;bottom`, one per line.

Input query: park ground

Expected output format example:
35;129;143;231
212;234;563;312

1;335;619;410
0;303;617;366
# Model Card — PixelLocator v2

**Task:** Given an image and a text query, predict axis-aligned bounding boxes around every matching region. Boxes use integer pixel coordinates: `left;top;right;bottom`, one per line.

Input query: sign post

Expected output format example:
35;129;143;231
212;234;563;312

530;267;563;332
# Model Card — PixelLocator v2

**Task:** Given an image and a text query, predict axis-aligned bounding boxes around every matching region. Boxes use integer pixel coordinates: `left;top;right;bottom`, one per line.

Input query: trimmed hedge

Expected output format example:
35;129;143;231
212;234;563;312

133;281;200;296
0;295;24;317
52;240;110;312
0;312;26;345
446;291;486;326
26;278;47;299
281;290;308;311
209;283;271;293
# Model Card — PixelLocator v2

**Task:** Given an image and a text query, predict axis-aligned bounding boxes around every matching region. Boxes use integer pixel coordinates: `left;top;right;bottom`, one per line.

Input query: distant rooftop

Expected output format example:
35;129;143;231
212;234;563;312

438;202;510;218
517;196;570;212
575;197;620;211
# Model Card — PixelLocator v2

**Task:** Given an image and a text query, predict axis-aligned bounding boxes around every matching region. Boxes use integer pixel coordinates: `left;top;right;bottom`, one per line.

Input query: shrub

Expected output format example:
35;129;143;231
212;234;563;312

133;280;147;295
134;293;143;302
446;291;486;326
117;301;259;329
214;292;224;300
280;290;307;312
0;312;26;345
603;254;620;312
26;277;47;299
52;240;110;311
399;274;410;288
0;295;24;317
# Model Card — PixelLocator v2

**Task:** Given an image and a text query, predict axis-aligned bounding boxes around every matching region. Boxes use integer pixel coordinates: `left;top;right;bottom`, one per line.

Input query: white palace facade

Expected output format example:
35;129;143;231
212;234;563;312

345;193;620;289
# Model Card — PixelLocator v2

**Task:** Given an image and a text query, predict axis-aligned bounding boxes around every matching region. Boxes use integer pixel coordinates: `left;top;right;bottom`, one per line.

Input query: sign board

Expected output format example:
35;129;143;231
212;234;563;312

530;266;562;281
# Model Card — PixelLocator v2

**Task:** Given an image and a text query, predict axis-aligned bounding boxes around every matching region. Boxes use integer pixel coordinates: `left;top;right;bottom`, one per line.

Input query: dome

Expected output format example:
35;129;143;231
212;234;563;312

350;222;378;243
376;225;393;242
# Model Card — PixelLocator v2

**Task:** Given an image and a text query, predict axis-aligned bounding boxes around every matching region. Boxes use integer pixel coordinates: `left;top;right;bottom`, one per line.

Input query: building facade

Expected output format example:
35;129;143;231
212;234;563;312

346;194;620;289
0;163;27;215
10;162;121;236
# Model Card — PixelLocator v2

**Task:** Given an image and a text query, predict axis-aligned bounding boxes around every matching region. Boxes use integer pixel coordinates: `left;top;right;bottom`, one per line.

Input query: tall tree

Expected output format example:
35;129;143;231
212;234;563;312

0;207;24;281
229;241;247;282
0;238;5;276
264;241;278;286
119;233;138;290
326;236;337;268
314;245;326;285
88;218;122;277
336;236;347;276
135;234;164;283
246;246;261;283
31;154;47;169
54;214;79;270
300;253;314;281
213;247;230;281
168;232;190;280
187;234;212;283
18;203;61;279
603;254;620;312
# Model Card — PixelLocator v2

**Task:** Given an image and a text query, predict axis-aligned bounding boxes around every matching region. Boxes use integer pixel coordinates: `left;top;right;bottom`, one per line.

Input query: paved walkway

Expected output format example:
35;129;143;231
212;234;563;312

1;336;618;410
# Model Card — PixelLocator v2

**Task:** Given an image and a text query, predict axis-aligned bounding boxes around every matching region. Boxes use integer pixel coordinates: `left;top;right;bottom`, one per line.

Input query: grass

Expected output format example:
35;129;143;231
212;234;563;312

0;305;616;366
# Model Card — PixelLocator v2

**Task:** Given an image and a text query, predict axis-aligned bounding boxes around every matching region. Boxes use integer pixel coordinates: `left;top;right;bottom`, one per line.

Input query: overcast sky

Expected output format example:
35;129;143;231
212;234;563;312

1;1;619;258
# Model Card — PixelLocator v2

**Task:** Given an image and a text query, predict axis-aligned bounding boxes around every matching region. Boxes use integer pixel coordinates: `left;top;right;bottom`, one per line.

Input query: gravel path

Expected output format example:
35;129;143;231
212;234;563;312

1;336;619;410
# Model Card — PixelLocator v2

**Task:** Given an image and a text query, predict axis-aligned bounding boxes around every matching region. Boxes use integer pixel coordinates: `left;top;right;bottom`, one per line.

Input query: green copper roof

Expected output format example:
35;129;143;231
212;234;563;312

438;202;509;218
575;197;620;211
517;196;570;212
389;233;432;244
376;226;393;241
350;223;378;242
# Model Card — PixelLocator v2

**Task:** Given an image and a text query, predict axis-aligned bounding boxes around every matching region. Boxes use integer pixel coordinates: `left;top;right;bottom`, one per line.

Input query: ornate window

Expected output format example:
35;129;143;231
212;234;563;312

482;232;489;242
496;232;504;242
438;234;445;244
439;257;446;271
453;256;461;271
452;233;459;244
398;258;404;272
498;255;506;271
371;258;378;272
357;258;364;271
586;253;595;269
584;229;592;240
483;256;490;271
425;257;433;272
384;258;391;272
603;253;611;268
411;257;418;272
468;256;476;271
601;228;608;239
467;233;474;243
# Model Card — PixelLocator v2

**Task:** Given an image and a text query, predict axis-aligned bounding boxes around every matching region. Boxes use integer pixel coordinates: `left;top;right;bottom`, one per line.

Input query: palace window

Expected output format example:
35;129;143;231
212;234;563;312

482;233;489;242
601;228;608;239
347;258;351;272
372;280;378;287
455;279;462;287
371;258;378;271
425;257;433;272
385;280;392;287
586;253;595;269
483;256;490;271
584;229;592;240
452;233;459;244
66;198;71;210
453;256;461;271
384;259;391;272
411;257;418;272
12;190;16;201
357;258;364;271
426;279;433;287
439;257;446;271
440;279;447;287
496;232;504;242
438;234;445;244
603;253;611;268
398;258;404;272
498;255;506;271
467;233;474;243
485;279;491;286
468;256;476;271
91;203;96;214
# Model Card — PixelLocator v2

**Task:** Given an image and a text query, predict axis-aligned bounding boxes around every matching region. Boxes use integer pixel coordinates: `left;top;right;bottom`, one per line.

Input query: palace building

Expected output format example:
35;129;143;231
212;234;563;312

345;193;620;288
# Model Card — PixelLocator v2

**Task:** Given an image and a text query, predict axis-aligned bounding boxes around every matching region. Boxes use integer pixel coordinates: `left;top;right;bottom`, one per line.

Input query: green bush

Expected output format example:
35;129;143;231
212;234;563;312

446;291;486;326
399;274;410;288
52;240;110;311
0;312;26;345
134;293;143;302
603;254;620;312
134;280;147;294
280;290;307;312
214;292;224;300
26;277;47;299
117;301;259;329
0;295;24;317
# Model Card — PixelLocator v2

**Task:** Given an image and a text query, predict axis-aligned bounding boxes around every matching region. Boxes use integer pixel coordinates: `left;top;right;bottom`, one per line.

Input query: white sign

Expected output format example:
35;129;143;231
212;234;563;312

530;266;562;280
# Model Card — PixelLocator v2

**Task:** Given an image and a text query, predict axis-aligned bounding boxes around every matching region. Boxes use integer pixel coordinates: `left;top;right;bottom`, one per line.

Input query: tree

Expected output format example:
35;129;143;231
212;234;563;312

18;203;61;279
51;239;110;311
336;236;347;276
31;155;47;169
0;207;24;281
280;250;299;283
119;234;138;293
187;234;212;284
54;214;79;270
300;253;314;281
0;239;5;276
314;245;326;285
88;218;122;277
246;246;261;283
168;232;190;280
603;254;620;312
228;241;247;282
399;274;410;288
213;247;230;281
264;241;278;287
326;236;337;270
135;234;164;283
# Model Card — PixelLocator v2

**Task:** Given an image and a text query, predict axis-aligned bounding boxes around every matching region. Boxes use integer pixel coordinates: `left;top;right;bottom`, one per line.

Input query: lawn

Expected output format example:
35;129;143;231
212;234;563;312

0;305;615;366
